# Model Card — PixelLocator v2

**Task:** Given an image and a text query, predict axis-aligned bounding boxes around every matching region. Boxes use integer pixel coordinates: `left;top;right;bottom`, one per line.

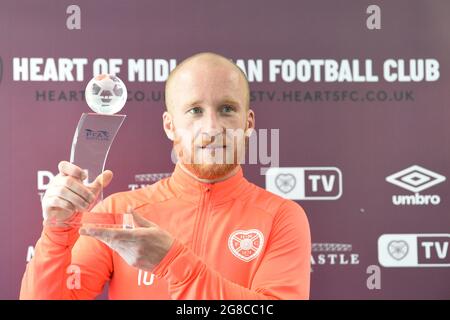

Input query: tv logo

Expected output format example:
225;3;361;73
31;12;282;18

265;167;342;200
386;165;446;205
378;234;450;267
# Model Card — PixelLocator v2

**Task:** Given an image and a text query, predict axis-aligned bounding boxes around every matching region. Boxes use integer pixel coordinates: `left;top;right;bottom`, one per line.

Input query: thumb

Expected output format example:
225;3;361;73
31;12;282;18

127;208;156;228
88;170;114;193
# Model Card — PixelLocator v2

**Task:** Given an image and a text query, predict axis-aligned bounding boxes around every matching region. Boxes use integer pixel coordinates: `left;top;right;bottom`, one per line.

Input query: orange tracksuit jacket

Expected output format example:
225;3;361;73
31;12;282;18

20;164;311;299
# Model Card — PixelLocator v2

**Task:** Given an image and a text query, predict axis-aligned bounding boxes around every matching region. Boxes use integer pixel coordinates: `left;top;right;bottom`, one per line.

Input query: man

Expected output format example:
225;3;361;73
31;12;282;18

20;52;311;299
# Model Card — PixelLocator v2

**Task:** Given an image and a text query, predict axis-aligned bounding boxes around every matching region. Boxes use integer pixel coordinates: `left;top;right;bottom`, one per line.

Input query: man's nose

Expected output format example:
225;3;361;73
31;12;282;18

200;110;222;136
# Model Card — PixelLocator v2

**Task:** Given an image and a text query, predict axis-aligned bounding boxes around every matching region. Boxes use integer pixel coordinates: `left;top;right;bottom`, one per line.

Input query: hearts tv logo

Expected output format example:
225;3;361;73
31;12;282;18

275;173;296;194
388;240;409;260
266;167;342;200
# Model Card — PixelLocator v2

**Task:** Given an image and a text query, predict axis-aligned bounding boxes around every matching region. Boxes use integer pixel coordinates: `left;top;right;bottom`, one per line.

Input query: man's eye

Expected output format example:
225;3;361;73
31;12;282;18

222;105;235;113
188;107;202;114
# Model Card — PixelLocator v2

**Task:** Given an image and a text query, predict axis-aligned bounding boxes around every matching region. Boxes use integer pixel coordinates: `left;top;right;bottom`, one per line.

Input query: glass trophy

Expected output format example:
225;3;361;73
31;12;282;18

48;74;133;229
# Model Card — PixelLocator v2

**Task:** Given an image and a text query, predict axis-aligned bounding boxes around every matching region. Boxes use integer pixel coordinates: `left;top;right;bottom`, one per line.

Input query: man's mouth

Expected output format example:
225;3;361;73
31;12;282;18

197;144;227;149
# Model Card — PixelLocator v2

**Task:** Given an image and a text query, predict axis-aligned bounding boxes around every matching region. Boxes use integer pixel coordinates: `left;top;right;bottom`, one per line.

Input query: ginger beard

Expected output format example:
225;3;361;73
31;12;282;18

172;125;248;180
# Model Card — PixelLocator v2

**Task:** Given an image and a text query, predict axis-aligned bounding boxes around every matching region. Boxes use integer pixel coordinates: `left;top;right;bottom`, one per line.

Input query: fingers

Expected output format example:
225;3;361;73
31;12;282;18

42;161;113;224
80;227;132;243
58;161;87;180
53;174;96;204
126;205;156;228
88;170;114;193
129;211;156;228
43;195;76;213
45;184;91;211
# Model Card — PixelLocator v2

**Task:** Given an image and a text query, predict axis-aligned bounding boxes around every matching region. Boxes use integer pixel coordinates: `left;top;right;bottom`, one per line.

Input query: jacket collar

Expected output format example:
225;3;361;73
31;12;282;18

168;162;249;204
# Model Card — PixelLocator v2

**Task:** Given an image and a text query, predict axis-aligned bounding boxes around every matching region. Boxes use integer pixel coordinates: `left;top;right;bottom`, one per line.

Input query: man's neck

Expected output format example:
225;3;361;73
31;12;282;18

178;162;240;184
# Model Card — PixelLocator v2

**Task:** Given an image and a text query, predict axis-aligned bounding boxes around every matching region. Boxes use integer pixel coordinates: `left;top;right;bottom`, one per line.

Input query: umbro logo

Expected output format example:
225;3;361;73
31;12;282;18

386;165;446;206
386;165;445;193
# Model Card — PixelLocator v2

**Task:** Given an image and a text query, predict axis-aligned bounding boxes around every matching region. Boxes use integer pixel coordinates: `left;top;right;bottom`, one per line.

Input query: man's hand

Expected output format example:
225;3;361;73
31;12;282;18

42;161;113;226
79;211;175;271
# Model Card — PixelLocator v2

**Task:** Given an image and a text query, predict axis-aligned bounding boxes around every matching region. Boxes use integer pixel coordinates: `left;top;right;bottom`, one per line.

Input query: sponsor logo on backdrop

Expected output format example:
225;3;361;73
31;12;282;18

386;165;446;206
128;172;172;190
265;167;342;200
378;234;450;267
37;170;57;202
311;243;360;268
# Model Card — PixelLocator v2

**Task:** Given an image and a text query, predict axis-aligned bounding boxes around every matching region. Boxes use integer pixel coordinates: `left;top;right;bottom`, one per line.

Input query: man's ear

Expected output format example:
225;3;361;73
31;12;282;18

245;109;255;137
163;111;175;141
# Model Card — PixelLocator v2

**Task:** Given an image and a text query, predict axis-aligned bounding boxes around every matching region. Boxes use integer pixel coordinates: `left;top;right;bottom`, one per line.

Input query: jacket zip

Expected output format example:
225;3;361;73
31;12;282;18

192;186;211;255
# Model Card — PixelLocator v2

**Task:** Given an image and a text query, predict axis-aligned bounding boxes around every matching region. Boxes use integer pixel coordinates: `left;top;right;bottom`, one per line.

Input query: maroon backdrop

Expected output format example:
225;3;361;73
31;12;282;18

1;0;450;299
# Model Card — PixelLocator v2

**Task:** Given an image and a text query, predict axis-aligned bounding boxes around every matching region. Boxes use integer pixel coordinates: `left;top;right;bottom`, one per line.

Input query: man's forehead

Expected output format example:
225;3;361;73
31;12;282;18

171;68;244;100
178;53;236;72
165;52;250;111
174;62;241;84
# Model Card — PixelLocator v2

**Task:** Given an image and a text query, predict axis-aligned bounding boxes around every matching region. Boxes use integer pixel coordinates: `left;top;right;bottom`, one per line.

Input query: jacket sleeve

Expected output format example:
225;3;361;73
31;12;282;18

19;200;114;300
152;200;311;300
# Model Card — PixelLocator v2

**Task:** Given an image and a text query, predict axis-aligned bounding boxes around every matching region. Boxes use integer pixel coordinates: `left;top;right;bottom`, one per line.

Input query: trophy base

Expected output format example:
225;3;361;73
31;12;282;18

45;212;134;229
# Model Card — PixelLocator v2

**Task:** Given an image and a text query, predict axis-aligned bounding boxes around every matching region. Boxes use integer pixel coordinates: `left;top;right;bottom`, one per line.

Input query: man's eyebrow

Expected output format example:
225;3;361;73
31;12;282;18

185;98;241;107
184;100;203;108
219;98;240;106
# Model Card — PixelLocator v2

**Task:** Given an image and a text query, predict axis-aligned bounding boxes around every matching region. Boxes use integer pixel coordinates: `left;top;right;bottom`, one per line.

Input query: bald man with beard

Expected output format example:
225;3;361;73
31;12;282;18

20;52;311;300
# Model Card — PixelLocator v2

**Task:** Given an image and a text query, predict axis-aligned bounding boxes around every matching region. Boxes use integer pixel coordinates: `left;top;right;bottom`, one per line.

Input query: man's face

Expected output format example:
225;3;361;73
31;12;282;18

163;60;254;180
